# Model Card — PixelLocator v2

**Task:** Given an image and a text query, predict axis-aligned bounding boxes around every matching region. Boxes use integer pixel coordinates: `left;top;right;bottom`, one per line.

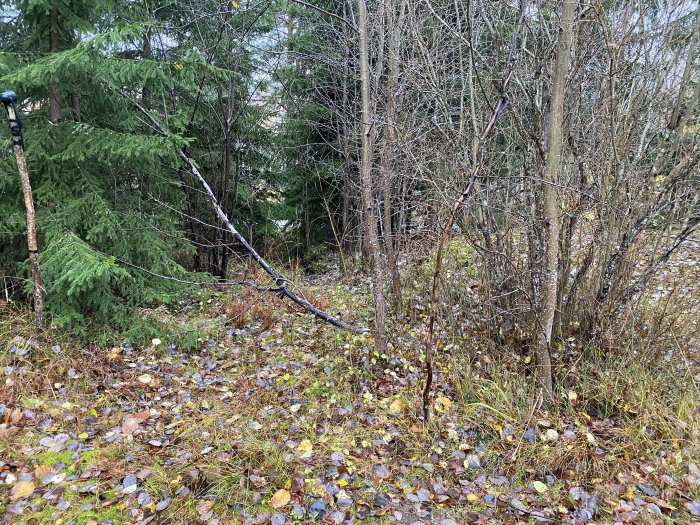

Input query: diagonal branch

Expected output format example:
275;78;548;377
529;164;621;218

115;88;367;334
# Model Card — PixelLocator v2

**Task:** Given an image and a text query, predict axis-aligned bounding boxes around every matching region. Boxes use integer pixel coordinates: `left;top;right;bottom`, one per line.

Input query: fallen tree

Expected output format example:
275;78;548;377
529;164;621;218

118;89;366;334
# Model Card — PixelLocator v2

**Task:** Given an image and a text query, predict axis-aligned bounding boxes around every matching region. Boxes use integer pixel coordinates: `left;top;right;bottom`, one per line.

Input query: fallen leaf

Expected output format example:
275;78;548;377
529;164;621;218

389;398;408;415
138;374;153;385
297;439;312;456
33;465;53;478
196;500;214;517
8;408;22;425
290;472;304;493
271;489;291;509
533;481;548;493
545;429;559;441
122;417;141;435
434;396;452;413
10;480;35;500
688;501;700;517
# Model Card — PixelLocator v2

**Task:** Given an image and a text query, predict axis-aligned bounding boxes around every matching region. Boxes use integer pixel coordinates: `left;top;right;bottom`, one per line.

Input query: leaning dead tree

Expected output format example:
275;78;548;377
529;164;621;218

1;91;45;333
118;89;366;334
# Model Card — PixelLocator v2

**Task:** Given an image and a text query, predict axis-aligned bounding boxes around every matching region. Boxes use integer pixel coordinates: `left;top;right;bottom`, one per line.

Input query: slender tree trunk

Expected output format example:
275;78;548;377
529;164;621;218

304;176;311;251
48;8;60;124
207;130;221;277
357;0;387;354
380;0;403;305
220;70;236;279
537;0;576;402
3;102;44;332
340;4;354;258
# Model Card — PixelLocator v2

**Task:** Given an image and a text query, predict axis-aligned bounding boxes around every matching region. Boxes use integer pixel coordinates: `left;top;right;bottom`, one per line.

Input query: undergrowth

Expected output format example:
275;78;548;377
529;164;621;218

2;264;699;523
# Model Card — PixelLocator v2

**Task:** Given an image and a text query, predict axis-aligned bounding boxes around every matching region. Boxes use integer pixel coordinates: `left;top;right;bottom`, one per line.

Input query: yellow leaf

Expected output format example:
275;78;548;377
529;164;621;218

10;480;35;500
337;480;348;487
232;0;239;8
389;398;407;415
271;489;291;509
435;396;452;410
524;355;532;364
467;493;478;502
297;439;313;457
78;432;89;439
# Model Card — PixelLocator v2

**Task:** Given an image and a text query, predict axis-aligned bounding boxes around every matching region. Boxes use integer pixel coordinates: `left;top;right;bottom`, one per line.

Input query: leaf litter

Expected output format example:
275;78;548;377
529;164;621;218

1;281;699;524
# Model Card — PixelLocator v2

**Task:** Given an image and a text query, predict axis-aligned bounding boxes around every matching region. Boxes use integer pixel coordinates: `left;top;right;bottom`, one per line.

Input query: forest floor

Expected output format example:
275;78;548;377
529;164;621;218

1;263;700;525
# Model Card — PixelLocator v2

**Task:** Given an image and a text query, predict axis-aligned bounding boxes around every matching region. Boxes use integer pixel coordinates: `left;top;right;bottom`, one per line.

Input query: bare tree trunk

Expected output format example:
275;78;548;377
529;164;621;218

48;8;60;124
380;0;403;306
537;0;576;402
339;1;356;261
2;100;44;333
358;0;388;354
220;66;236;279
304;176;311;252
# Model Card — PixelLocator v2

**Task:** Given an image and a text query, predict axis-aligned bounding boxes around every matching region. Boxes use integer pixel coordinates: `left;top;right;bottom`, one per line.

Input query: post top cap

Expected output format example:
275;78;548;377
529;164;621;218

1;91;18;104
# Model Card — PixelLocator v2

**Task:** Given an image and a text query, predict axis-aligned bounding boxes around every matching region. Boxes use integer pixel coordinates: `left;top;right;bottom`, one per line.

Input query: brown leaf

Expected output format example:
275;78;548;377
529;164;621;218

33;465;53;478
10;480;35;500
121;417;141;435
290;473;305;494
271;489;291;509
9;408;23;425
389;398;408;415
